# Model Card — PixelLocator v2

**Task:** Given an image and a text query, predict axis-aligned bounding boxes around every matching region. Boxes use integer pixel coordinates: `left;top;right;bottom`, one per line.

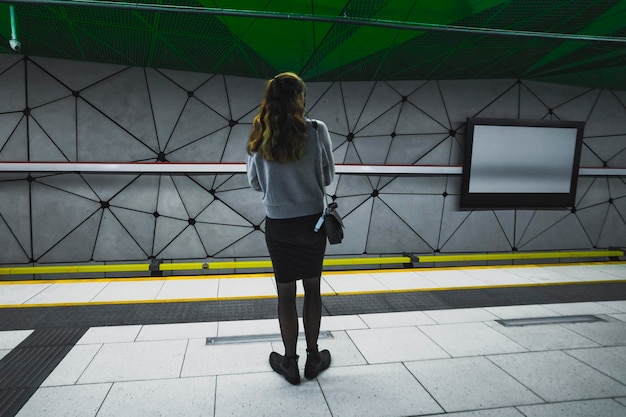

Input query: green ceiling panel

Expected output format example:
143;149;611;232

206;0;343;75
526;1;626;75
308;0;511;79
0;4;12;41
0;0;624;90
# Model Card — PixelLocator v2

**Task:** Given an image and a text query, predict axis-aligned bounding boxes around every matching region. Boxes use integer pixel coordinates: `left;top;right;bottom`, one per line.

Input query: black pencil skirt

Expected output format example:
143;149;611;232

265;213;327;283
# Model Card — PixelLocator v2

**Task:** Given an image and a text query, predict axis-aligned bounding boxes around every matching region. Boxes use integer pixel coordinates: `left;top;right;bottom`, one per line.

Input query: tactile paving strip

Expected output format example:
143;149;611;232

0;327;88;417
1;282;624;331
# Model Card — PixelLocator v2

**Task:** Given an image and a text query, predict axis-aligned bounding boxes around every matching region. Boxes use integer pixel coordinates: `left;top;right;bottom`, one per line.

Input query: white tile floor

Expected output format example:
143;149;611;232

0;262;625;416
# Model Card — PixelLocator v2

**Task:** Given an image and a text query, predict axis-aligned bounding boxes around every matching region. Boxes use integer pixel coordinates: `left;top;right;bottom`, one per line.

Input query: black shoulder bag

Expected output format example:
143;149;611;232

312;120;344;245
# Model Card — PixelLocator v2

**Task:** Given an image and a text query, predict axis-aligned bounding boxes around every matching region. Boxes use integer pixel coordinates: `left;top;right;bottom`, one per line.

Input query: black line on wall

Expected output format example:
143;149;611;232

573;210;598;248
211;227;258;258
167;124;230;157
412;135;451;165
145;67;161;153
472;80;519;118
35;208;101;263
517;211;575;251
25;172;34;264
584;85;604;126
513;210;518;249
106;207;150;260
515;210;537;249
610;203;626;230
33;173;92;201
29;115;71;161
80;97;158;154
492;210;514;250
575;177;599;209
162;95;191;154
352;101;402;138
0;115;23;155
606;147;626;165
23;58;30;163
220;74;235;123
437;202;472;251
377;195;434;251
0;211;29;263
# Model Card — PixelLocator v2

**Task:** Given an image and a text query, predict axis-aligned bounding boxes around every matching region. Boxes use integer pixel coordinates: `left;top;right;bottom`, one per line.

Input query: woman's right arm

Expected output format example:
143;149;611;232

246;154;262;191
318;121;335;186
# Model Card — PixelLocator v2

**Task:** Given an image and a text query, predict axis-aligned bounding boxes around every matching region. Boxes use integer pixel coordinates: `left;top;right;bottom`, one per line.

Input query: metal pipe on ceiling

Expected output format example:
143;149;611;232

1;0;625;44
8;4;21;52
9;5;16;39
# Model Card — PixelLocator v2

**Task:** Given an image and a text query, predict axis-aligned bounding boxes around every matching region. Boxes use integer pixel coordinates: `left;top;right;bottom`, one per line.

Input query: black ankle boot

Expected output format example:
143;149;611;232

304;346;331;379
269;352;300;385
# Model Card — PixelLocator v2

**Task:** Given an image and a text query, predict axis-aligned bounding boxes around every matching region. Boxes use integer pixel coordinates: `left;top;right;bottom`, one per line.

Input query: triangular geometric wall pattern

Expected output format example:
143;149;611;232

0;54;625;266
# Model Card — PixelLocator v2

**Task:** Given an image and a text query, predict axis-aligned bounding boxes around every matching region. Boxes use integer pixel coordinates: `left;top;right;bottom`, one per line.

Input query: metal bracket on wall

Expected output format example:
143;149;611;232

149;258;163;276
608;247;624;262
402;253;419;268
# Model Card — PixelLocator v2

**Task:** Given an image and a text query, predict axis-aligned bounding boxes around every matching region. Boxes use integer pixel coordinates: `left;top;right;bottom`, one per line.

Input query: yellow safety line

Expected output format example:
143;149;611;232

418;250;623;263
1;278;624;309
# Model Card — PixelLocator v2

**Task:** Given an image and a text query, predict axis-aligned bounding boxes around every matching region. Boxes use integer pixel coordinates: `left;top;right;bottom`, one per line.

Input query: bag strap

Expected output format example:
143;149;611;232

312;120;331;207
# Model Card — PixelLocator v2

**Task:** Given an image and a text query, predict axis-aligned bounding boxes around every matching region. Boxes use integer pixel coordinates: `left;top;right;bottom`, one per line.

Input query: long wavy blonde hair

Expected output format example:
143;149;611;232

247;72;308;163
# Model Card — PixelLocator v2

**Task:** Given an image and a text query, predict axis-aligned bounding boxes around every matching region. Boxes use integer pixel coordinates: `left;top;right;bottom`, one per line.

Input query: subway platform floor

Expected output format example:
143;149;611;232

1;262;626;417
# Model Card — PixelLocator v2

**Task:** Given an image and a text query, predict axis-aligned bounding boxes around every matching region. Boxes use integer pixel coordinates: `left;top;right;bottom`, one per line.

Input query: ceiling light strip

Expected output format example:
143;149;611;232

2;0;625;44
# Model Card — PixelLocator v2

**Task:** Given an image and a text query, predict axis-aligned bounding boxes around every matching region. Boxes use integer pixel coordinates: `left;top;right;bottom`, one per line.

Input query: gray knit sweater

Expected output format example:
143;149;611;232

247;119;335;219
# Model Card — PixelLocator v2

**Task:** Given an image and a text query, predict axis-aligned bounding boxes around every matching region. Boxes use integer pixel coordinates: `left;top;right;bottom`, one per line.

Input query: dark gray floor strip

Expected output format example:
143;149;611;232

0;328;88;417
0;388;37;417
1;282;624;331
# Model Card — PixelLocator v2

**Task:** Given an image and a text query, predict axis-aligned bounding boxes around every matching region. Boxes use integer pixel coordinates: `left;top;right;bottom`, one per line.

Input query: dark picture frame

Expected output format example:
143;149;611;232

460;117;585;209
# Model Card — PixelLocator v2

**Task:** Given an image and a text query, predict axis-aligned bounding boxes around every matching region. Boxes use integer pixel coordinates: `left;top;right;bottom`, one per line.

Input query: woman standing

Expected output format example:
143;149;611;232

246;72;334;385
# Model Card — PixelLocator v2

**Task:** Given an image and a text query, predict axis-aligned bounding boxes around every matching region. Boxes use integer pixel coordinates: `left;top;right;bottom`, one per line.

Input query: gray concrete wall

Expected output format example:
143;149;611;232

1;55;625;267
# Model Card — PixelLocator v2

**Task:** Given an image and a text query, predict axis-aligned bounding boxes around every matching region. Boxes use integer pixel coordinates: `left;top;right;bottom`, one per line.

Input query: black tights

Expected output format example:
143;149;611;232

276;277;322;358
